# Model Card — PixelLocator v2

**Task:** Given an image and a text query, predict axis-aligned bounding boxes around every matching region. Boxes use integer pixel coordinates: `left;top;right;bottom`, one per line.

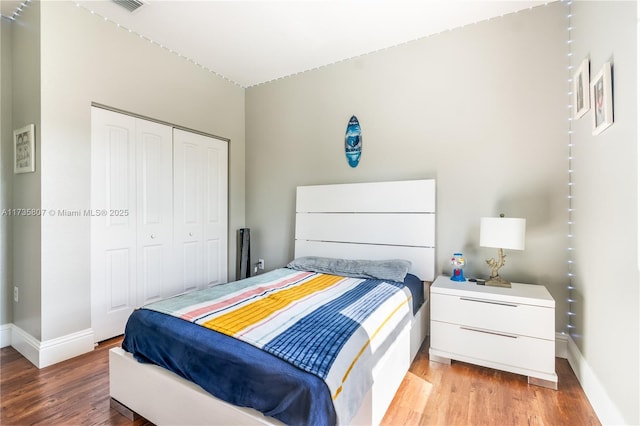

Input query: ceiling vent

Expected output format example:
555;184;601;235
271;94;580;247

112;0;145;13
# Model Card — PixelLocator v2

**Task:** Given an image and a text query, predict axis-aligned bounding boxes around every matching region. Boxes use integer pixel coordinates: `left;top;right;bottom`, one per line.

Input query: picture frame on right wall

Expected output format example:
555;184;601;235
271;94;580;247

591;61;613;135
573;58;590;119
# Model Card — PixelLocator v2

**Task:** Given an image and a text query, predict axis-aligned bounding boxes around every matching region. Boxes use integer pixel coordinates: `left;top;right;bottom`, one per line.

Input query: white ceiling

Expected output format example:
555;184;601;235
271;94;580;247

2;0;547;87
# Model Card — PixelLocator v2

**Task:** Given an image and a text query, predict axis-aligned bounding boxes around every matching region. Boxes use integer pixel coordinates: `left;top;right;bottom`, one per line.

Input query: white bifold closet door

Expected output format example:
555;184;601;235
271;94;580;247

173;129;228;293
91;107;228;343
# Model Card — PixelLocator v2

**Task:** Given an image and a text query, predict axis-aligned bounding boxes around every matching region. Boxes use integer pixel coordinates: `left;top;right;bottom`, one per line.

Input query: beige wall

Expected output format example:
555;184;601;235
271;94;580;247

7;2;42;339
0;17;13;326
32;1;245;341
246;3;569;331
246;4;640;420
570;2;638;424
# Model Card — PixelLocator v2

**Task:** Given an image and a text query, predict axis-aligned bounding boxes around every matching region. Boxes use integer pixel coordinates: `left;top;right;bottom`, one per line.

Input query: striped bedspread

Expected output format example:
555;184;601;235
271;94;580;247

143;268;413;424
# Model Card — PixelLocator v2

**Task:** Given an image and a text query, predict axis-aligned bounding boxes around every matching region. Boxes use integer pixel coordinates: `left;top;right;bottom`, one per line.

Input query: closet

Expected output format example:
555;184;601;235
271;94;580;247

90;107;228;342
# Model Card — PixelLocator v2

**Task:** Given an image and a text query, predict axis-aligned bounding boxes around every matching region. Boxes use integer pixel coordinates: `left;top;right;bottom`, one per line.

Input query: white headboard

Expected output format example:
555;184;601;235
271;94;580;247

294;179;436;281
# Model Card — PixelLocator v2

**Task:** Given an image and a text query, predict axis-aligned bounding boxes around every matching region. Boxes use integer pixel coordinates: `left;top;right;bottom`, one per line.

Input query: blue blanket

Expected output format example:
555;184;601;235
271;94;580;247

122;270;423;425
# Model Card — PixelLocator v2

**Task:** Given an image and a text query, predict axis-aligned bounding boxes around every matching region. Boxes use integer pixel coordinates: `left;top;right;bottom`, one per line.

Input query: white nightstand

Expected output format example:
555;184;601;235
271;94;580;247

429;275;558;389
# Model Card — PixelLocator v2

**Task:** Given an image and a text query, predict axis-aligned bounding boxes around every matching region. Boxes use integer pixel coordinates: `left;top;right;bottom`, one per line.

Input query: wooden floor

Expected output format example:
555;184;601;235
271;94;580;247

1;337;600;426
383;343;601;426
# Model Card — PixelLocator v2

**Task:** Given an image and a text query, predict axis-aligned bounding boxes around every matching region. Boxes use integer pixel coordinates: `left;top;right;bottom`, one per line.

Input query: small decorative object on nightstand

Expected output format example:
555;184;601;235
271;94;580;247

429;275;558;389
449;253;466;281
479;214;526;288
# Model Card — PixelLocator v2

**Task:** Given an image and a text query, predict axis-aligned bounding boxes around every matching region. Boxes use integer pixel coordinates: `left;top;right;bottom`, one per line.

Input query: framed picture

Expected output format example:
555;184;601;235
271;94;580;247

573;58;590;119
14;124;35;173
591;62;613;135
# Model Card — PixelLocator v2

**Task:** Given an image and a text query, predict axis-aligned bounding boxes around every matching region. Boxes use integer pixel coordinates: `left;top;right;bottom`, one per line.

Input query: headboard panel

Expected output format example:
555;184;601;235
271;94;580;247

294;179;436;281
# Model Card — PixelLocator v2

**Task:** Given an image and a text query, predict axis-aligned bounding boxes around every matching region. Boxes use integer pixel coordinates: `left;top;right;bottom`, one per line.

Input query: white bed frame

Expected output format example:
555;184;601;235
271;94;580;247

109;179;436;425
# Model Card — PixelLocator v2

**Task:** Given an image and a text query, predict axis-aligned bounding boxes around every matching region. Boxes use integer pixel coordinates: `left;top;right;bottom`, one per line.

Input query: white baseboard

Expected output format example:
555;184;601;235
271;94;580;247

39;328;95;368
0;323;12;348
566;335;625;425
8;324;95;368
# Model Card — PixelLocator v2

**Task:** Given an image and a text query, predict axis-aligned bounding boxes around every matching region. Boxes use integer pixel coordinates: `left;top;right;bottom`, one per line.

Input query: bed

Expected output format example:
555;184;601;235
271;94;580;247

109;179;436;425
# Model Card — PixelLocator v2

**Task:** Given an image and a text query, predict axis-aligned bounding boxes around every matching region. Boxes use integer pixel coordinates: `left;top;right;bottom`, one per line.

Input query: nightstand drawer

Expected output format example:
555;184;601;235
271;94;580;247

431;292;554;340
430;321;556;375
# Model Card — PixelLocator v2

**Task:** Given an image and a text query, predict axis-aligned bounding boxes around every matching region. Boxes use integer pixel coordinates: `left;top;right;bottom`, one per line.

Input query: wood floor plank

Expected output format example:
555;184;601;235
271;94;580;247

1;337;600;425
381;341;601;426
0;337;151;426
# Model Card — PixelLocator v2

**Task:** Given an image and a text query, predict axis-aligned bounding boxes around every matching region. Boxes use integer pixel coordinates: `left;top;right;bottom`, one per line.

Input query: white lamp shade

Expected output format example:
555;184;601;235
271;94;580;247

480;217;526;250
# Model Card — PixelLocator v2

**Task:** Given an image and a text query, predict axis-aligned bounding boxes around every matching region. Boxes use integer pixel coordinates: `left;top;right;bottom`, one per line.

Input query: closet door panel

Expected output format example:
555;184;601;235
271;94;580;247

106;248;132;310
136;120;173;305
140;246;163;301
179;241;200;293
91;108;137;343
182;144;201;226
106;131;135;230
205;239;221;287
103;121;136;239
174;129;228;289
174;132;204;292
203;139;228;286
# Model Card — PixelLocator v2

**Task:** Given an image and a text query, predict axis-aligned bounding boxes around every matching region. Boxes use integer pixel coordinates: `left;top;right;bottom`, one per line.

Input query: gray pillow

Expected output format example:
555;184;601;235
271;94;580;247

287;256;411;282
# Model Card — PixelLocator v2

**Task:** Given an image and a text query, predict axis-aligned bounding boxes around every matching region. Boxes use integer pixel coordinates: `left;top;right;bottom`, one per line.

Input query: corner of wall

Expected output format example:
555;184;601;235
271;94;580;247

555;332;568;359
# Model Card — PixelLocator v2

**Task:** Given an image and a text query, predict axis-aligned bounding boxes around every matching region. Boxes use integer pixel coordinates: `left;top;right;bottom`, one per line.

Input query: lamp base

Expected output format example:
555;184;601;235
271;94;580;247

485;248;512;288
486;276;511;288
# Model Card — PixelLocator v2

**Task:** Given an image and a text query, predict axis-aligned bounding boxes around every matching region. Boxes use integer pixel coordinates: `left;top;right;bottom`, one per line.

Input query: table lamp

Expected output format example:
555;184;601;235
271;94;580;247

479;215;526;288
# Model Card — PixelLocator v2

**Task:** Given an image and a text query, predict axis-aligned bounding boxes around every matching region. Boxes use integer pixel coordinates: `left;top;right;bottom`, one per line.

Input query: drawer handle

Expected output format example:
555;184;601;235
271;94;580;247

460;326;518;339
459;297;518;308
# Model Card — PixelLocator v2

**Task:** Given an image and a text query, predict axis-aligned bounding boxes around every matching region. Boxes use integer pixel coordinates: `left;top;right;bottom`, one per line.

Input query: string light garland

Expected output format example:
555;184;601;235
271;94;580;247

252;3;552;87
71;2;553;89
565;0;576;337
73;2;242;87
2;2;556;89
0;0;31;21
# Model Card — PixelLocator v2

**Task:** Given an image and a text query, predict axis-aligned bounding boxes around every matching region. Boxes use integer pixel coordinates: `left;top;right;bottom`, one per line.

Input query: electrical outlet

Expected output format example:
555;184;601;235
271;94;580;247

258;259;265;270
13;286;18;303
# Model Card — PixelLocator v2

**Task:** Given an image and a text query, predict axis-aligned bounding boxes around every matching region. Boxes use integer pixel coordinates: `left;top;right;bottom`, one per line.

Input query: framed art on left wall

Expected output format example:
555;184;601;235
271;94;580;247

14;124;35;173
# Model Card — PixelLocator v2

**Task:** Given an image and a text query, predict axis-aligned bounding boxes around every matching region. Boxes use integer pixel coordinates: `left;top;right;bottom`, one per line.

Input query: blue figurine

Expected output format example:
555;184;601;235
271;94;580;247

450;253;466;282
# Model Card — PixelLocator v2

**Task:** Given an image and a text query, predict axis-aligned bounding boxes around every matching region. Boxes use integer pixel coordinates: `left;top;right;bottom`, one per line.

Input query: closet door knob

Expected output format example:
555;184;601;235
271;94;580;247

150;234;156;239
189;232;194;236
